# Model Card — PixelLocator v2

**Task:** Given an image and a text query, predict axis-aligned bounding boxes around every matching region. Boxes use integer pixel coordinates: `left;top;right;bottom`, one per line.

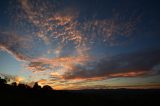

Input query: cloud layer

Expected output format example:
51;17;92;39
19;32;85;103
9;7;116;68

61;49;160;80
1;0;159;89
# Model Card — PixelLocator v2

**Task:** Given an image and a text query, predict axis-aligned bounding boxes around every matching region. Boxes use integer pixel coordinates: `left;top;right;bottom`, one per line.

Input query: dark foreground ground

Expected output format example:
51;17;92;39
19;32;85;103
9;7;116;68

0;87;160;106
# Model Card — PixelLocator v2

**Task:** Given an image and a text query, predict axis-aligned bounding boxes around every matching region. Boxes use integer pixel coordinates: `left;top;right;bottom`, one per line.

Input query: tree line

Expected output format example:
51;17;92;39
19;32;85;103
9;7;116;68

0;77;53;91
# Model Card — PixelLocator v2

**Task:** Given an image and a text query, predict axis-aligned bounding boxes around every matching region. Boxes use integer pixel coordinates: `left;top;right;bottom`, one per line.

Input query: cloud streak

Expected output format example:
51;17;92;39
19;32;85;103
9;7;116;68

0;31;32;61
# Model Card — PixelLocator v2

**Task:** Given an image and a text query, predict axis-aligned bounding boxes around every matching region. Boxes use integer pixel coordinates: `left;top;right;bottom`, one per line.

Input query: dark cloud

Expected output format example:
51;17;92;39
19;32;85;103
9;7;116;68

62;49;160;79
27;62;51;72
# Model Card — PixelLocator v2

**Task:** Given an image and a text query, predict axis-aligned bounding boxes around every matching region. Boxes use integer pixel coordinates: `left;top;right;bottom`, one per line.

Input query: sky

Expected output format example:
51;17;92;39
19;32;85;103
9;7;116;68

0;0;160;90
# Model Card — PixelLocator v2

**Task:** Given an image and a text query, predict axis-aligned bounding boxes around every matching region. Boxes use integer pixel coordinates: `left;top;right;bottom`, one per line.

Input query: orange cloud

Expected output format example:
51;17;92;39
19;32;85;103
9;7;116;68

109;71;147;77
27;55;91;81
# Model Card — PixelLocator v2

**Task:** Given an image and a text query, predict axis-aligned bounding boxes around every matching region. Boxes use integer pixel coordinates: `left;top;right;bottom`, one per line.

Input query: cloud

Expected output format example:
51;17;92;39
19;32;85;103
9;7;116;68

18;0;83;46
0;0;143;89
27;55;91;73
27;62;51;72
61;49;160;80
0;31;32;61
109;71;147;77
25;48;160;90
151;64;160;74
0;45;29;61
16;0;139;48
79;15;139;46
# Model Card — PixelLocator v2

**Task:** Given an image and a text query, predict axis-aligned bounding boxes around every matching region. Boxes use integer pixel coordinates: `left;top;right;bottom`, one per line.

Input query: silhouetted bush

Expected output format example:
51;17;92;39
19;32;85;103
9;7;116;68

11;82;17;87
42;85;53;91
33;82;41;90
0;77;7;88
18;83;30;89
0;77;7;85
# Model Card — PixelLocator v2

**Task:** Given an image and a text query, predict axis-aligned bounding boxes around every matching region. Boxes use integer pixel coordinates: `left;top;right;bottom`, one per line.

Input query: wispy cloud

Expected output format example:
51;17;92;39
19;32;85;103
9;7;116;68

0;31;32;61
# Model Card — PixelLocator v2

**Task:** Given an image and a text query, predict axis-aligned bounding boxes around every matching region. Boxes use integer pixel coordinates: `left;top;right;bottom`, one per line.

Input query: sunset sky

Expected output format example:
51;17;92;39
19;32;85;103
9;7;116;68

0;0;160;90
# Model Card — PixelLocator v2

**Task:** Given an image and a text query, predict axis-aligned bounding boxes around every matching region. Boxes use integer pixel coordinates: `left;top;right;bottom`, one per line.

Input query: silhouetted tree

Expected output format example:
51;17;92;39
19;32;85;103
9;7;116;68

33;82;41;90
18;83;30;89
42;85;53;91
11;82;17;87
0;77;7;87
